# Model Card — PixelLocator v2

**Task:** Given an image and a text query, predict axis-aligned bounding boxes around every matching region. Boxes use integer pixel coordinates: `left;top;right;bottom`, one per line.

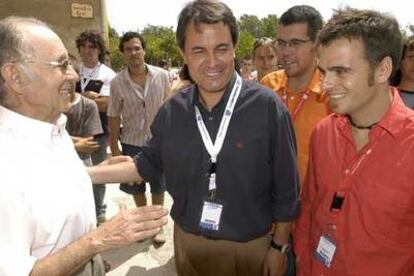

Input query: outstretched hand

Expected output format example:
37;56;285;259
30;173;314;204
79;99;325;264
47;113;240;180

89;204;168;252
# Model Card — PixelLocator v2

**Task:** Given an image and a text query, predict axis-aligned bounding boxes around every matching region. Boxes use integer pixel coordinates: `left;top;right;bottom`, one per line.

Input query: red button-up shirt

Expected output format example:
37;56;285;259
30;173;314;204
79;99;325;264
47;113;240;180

295;89;414;275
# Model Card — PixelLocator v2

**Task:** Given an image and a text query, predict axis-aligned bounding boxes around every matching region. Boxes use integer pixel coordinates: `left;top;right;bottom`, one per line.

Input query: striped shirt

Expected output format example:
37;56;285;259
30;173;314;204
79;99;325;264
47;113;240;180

107;64;170;146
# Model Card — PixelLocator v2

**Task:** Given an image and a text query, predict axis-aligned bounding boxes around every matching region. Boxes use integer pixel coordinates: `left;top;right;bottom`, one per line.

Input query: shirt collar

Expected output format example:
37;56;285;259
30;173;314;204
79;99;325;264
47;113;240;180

278;68;323;95
191;71;238;111
336;87;412;139
0;105;67;143
123;64;157;82
377;87;413;138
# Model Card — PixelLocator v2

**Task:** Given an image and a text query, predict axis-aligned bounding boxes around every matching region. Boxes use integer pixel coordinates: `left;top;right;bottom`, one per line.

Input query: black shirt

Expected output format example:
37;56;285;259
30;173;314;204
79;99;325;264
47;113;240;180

135;73;300;242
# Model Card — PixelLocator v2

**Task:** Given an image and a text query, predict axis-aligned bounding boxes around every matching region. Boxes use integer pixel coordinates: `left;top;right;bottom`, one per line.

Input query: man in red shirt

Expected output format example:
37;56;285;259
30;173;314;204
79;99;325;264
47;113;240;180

295;8;414;275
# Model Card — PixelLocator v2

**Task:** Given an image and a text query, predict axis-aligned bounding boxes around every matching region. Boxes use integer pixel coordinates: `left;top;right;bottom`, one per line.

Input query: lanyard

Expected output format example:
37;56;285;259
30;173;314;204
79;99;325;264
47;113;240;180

282;89;311;122
195;74;242;194
80;63;100;92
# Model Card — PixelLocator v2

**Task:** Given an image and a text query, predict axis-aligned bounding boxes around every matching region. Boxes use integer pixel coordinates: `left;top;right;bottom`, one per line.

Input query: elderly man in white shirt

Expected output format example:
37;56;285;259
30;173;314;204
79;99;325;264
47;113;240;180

0;16;167;276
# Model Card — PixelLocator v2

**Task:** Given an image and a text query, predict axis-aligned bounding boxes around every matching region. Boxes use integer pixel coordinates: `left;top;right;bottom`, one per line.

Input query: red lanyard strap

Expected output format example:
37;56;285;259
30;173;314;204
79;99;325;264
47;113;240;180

282;89;311;122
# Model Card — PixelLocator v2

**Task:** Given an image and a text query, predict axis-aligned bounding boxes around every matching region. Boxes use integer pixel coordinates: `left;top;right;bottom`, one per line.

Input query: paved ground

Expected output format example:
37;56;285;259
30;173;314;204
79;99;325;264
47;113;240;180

101;184;177;276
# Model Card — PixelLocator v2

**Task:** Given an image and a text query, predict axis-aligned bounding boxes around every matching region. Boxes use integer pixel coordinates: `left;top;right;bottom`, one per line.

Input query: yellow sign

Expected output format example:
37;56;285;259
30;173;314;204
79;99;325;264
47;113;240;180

71;3;93;19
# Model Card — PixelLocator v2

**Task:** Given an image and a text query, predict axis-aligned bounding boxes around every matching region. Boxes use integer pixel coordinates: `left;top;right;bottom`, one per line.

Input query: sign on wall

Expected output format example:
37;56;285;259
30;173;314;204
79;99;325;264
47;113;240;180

71;3;93;18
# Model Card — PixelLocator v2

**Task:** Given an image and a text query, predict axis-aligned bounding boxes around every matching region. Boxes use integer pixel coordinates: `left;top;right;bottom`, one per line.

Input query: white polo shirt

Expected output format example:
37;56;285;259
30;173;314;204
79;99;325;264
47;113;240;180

0;106;96;276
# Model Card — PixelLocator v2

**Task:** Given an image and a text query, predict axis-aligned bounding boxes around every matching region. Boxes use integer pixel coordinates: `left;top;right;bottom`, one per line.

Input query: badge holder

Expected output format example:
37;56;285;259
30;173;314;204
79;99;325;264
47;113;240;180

199;163;224;232
199;197;224;232
314;193;344;268
315;234;336;268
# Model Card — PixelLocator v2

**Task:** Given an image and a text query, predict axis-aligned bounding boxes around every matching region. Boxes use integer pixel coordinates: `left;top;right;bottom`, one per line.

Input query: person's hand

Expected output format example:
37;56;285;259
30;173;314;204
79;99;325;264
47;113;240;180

74;137;99;154
98;155;133;166
263;248;287;276
88;204;168;252
82;90;100;100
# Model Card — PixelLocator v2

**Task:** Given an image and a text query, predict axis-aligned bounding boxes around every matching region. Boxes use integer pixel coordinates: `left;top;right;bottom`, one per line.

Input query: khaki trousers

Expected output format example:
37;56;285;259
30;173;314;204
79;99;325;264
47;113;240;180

174;224;270;276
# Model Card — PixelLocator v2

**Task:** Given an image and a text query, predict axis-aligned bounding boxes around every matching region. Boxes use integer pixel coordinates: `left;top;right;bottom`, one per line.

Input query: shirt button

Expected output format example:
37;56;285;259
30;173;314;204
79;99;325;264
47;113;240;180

345;169;350;174
208;116;213;121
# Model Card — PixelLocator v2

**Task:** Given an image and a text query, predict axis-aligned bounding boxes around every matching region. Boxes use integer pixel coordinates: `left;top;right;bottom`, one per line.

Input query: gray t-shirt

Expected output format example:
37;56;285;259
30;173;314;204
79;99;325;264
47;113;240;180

400;90;414;110
65;95;103;163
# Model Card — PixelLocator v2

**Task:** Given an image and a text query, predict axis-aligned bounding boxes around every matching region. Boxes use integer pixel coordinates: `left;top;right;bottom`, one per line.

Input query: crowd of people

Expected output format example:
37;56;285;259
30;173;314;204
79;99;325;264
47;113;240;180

1;0;414;275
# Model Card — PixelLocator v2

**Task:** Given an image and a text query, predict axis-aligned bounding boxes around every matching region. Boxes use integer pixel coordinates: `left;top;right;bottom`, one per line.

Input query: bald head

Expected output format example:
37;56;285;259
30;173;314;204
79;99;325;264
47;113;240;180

0;17;51;96
0;17;51;67
0;17;66;103
0;16;77;123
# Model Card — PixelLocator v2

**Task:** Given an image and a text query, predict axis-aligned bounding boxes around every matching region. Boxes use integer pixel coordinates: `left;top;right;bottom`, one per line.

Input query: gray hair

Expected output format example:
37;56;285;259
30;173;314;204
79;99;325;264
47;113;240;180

0;16;48;101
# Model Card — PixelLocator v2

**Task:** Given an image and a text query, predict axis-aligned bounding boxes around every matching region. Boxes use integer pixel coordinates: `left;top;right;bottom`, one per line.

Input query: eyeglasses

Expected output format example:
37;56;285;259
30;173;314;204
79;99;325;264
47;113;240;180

22;59;73;73
275;39;312;50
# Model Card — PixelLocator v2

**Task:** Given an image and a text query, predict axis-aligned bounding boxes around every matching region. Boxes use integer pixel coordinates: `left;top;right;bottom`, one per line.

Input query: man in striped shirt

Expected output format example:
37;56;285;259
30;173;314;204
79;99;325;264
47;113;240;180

107;31;171;244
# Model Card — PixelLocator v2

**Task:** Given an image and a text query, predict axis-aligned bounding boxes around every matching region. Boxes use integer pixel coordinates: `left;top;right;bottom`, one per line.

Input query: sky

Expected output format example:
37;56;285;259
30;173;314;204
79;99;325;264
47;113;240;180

106;0;413;34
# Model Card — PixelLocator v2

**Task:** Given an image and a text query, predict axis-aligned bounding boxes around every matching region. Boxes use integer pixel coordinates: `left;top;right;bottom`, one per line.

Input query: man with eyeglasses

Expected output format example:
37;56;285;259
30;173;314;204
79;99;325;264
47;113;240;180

0;16;167;276
262;5;330;187
75;30;116;225
261;5;330;275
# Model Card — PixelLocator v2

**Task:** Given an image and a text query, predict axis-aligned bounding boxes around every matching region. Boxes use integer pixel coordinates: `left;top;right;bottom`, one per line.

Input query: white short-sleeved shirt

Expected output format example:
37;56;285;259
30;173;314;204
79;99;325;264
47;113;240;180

79;62;116;96
0;106;97;276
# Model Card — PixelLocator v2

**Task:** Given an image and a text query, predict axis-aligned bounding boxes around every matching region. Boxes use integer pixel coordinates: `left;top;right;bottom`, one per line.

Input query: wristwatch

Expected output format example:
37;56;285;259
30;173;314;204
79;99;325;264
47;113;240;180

270;239;291;254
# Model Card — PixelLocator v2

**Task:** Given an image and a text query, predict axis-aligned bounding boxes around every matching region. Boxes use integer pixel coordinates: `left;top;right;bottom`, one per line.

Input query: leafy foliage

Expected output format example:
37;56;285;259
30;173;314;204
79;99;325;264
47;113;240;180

141;25;182;67
108;14;279;70
108;26;124;72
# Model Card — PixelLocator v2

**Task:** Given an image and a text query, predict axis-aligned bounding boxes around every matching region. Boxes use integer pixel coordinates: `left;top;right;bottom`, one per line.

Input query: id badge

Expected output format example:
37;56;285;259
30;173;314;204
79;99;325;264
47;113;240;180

315;235;336;268
199;200;223;231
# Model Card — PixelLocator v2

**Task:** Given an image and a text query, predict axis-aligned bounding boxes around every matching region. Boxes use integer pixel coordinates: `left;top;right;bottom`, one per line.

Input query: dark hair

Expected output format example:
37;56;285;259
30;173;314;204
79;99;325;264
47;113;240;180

252;37;276;58
119;31;146;52
390;37;414;86
176;0;238;50
401;38;414;61
75;30;107;63
279;5;323;41
318;8;402;79
179;64;193;83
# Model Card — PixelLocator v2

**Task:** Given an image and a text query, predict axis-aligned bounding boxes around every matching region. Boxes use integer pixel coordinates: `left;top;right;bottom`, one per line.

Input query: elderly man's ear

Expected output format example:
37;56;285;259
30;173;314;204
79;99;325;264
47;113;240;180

1;63;24;92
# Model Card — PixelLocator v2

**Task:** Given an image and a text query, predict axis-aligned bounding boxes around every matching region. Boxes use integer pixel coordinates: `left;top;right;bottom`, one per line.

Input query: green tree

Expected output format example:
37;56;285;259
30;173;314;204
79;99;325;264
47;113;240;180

261;14;278;38
141;25;182;67
108;26;124;72
239;14;261;37
108;13;279;72
236;14;278;61
236;31;256;60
